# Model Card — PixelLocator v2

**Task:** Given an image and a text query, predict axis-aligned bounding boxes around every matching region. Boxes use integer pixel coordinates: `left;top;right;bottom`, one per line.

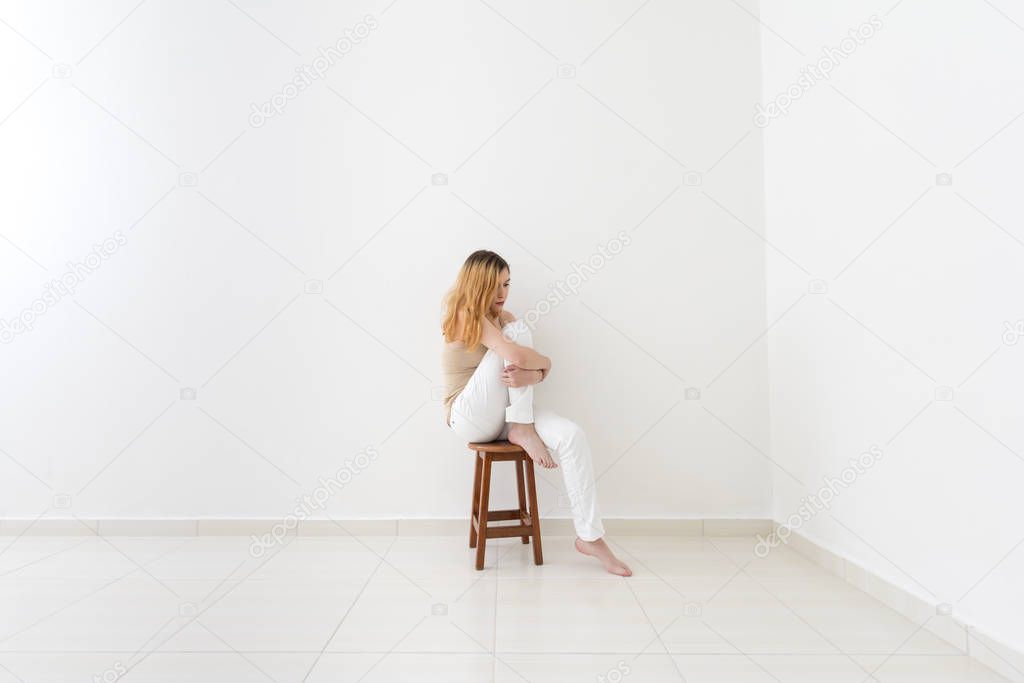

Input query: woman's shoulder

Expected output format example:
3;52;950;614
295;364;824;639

447;310;511;344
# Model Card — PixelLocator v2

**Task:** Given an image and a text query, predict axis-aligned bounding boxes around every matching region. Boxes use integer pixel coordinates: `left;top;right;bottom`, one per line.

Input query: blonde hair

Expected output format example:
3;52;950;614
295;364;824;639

441;250;509;350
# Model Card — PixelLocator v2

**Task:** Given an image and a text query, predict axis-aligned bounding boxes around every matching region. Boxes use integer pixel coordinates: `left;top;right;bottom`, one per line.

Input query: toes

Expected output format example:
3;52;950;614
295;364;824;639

607;562;630;577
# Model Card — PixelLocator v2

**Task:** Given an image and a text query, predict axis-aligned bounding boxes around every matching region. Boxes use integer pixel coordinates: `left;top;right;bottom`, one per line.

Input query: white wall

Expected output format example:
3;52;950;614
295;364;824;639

761;0;1024;651
0;1;771;523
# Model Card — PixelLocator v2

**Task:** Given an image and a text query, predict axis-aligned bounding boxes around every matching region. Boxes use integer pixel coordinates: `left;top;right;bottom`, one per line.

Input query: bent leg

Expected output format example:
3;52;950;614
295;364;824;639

499;319;534;425
449;348;508;443
450;319;538;443
532;408;605;541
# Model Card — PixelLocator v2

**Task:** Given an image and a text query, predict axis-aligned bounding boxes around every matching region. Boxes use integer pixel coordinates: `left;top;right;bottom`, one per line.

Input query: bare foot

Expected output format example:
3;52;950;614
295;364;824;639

507;422;557;468
575;537;632;576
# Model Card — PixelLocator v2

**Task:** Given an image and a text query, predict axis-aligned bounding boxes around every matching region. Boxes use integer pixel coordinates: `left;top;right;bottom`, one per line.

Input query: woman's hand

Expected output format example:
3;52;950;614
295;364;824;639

501;365;542;388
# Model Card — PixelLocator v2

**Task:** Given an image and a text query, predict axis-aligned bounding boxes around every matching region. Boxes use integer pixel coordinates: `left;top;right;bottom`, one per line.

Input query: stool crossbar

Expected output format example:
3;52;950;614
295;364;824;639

468;440;543;570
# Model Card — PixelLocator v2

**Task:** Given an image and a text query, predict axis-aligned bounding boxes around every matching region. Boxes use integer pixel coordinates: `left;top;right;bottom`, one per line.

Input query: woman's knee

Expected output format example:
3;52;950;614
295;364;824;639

502;319;533;347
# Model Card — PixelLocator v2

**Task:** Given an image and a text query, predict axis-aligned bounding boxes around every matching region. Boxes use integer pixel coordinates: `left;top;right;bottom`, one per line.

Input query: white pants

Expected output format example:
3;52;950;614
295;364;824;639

449;319;605;541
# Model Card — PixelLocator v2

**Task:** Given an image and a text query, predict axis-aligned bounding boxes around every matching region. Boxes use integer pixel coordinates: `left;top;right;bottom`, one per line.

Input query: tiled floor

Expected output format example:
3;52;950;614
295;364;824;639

0;533;1010;682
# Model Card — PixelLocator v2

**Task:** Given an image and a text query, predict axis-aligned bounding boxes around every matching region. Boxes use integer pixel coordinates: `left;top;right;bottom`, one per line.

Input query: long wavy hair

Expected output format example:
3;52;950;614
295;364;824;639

441;250;509;350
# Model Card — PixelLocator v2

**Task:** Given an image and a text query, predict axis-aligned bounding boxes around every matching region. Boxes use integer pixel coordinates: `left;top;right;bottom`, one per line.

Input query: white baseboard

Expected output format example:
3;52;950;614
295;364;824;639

775;523;1024;683
970;628;1024;683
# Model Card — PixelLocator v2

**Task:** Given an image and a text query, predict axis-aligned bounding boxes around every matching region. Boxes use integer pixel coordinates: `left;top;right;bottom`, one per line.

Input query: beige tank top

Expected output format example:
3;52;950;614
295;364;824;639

440;315;499;426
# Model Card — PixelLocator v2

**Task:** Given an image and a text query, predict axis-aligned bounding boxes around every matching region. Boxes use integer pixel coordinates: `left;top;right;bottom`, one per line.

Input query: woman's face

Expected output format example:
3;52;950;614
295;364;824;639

490;268;510;316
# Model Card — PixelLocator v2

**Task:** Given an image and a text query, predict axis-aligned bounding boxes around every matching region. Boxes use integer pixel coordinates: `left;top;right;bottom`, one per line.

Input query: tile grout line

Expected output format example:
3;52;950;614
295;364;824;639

300;536;398;683
623;580;688;682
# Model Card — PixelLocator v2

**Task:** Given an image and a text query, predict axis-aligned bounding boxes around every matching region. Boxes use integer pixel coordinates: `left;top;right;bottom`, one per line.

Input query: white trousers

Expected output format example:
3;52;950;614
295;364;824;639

449;319;605;541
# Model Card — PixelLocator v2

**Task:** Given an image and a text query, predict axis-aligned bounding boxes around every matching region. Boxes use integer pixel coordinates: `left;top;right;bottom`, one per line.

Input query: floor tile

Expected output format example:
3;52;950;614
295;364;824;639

748;653;880;682
0;537;89;577
0;652;315;682
669;654;781;682
160;578;366;652
307;653;495;682
495;653;687;682
325;565;497;654
383;535;518;579
495;578;656;654
873;655;1015;682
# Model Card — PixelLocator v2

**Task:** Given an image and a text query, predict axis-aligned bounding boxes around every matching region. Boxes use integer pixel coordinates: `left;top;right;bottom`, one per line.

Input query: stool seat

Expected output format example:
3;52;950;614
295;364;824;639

468;441;543;570
467;440;523;453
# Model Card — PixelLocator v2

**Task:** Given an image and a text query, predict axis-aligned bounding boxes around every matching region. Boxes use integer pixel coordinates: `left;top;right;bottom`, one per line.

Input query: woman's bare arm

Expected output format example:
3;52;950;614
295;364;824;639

479;314;550;371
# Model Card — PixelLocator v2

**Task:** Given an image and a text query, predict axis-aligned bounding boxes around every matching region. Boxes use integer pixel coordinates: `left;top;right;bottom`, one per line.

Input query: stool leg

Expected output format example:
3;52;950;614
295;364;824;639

515;458;529;544
469;453;483;548
475;454;492;570
524;459;543;565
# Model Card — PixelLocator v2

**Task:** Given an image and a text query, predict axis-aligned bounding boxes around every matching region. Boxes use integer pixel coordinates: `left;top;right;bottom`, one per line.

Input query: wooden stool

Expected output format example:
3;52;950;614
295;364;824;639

468;440;543;570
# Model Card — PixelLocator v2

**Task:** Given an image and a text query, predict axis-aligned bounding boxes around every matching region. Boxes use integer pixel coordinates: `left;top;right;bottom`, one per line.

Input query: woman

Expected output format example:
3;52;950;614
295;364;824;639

440;250;631;576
